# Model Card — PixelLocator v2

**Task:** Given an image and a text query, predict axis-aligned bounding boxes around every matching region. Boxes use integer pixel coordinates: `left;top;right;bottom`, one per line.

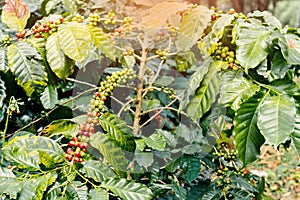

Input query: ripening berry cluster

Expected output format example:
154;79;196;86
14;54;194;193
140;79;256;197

65;136;88;163
32;18;64;38
88;13;101;26
15;30;26;39
123;48;134;56
88;68;135;119
210;42;240;70
1;35;12;47
156;49;170;60
104;12;116;25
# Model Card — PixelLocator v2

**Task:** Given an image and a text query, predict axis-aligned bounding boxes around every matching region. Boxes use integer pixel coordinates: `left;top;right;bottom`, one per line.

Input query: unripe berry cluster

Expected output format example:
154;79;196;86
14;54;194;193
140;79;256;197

1;35;12;47
72;14;84;23
32;18;63;38
156;49;170;60
123;48;134;56
161;86;176;99
104;12;116;25
122;17;133;26
88;13;101;26
210;42;240;70
65;136;88;163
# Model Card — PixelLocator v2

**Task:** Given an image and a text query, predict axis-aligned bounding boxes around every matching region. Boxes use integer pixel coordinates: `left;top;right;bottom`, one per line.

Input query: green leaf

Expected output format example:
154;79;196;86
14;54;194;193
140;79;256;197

182;155;200;183
90;133;128;172
142;99;161;111
270;51;291;79
66;181;88;200
40;85;58;109
58;22;91;63
248;10;282;28
291;110;300;159
63;0;77;13
3;135;66;170
98;113;136;152
186;181;211;200
179;59;211;111
234;92;266;165
120;55;135;68
172;184;187;200
26;37;46;58
258;94;296;146
45;0;61;14
80;160;117;182
33;172;58;200
0;177;21;199
135;152;154;169
88;26;115;61
231;177;258;193
1;0;30;31
175;51;197;72
145;133;166;151
0;47;8;71
46;32;75;79
101;178;153;200
219;77;260;111
201;183;222;200
43;119;79;139
0;166;15;178
285;34;300;65
177;5;212;51
0;77;6;108
7;42;48;96
186;61;224;121
88;188;109;200
157;129;177;147
236;22;269;72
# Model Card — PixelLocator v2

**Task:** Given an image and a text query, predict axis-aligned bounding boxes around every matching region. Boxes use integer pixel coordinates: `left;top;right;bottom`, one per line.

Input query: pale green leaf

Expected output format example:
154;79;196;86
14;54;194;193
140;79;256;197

233;92;266;165
0;77;6;108
0;166;15;178
101;178;153;200
258;95;296;146
177;5;212;51
88;26;115;61
1;0;30;31
248;10;282;28
58;22;91;62
135;152;154;169
66;181;88;200
46;33;75;79
0;47;8;71
236;22;270;72
63;0;77;13
285;34;300;65
3;135;66;170
7;42;48;96
219;77;260;111
45;0;61;14
88;188;109;200
40;85;58;109
0;177;21;199
145;133;166;151
80;160;117;182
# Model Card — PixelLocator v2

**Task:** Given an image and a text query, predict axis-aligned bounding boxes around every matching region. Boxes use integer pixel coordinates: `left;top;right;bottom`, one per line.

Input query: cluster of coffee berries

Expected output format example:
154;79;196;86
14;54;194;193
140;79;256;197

156;49;170;60
210;42;240;70
72;14;84;23
210;6;223;21
122;17;133;26
32;18;63;38
65;136;88;163
15;30;26;39
87;68;135;120
104;12;116;25
79;122;95;137
1;35;12;47
88;13;101;26
161;86;176;99
123;48;134;56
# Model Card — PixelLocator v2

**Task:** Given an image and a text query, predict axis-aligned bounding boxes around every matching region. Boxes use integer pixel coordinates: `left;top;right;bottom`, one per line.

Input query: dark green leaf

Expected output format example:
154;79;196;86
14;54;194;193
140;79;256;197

101;178;153;200
182;155;201;183
40;85;58;109
145;133;166;151
172;184;187;200
98;113;136;152
234;92;266;165
88;188;109;200
43;119;79;139
134;152;154;169
90;133;128;172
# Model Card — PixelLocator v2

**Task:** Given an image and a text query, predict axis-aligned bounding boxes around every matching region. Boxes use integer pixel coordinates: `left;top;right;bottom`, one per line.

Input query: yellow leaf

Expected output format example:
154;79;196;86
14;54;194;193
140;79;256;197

1;0;30;31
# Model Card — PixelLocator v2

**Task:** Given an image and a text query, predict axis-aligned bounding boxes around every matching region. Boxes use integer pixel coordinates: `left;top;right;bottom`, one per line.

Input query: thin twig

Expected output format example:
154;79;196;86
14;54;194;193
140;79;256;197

66;77;97;88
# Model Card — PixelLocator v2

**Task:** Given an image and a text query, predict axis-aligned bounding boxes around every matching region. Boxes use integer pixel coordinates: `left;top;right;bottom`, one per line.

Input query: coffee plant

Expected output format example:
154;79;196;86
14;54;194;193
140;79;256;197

0;0;299;199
